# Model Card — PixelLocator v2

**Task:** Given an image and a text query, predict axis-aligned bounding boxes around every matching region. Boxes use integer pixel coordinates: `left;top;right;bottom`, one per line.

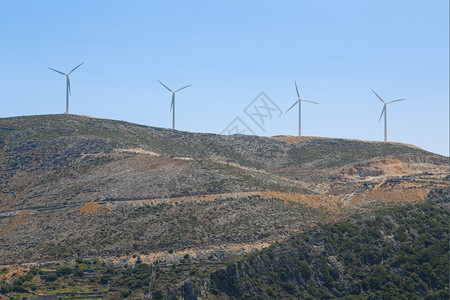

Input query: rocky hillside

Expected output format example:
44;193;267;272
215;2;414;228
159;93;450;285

1;191;447;299
0;114;447;274
1;114;446;207
205;193;449;299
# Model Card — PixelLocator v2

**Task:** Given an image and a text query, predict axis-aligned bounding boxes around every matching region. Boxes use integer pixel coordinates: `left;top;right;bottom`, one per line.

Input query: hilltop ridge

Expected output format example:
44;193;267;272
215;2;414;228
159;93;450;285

271;135;424;150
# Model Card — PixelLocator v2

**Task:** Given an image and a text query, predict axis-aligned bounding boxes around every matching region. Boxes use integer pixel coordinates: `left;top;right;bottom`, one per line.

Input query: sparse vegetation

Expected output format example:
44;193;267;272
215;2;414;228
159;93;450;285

0;114;447;299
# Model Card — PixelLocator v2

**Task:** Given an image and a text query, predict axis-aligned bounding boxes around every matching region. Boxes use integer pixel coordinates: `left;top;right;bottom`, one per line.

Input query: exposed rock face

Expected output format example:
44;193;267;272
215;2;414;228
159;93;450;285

0;114;448;266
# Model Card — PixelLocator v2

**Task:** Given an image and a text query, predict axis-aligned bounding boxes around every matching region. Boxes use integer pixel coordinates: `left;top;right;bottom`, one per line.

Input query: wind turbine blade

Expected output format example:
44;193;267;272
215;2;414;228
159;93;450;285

372;89;385;104
48;67;67;76
68;62;84;74
387;98;406;104
158;81;173;93
286;100;299;113
378;105;386;123
67;77;71;95
175;84;192;93
302;99;319;104
294;81;300;98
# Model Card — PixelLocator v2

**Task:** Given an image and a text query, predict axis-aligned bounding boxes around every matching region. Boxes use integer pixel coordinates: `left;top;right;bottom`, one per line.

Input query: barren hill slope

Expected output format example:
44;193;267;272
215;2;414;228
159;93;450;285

0;114;447;266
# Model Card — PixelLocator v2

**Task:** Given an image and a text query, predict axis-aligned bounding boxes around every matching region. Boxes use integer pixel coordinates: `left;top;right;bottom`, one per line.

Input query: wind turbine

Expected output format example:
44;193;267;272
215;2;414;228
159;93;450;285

286;81;319;137
48;62;84;114
158;81;192;130
372;90;405;142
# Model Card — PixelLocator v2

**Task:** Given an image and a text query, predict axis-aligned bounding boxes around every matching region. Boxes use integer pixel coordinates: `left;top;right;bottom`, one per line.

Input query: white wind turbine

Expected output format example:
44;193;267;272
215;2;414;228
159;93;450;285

48;63;84;114
372;90;405;142
286;81;319;137
158;81;192;130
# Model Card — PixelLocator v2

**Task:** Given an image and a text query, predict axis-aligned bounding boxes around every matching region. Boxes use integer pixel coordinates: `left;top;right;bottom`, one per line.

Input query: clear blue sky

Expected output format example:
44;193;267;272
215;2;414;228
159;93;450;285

1;1;448;155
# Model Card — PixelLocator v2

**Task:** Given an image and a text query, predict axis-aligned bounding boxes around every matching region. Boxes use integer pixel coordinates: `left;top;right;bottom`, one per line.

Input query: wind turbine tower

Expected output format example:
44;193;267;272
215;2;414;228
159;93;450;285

158;81;192;130
286;81;319;137
372;89;405;142
48;63;84;114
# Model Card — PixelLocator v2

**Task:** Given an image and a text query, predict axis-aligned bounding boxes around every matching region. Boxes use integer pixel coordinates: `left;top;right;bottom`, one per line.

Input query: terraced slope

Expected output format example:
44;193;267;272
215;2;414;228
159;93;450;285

0;114;447;267
1;191;447;299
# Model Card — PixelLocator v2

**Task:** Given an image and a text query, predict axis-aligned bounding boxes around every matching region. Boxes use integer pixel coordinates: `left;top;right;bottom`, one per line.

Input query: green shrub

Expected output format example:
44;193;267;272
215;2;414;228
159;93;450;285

0;284;12;293
56;266;72;277
45;273;58;282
